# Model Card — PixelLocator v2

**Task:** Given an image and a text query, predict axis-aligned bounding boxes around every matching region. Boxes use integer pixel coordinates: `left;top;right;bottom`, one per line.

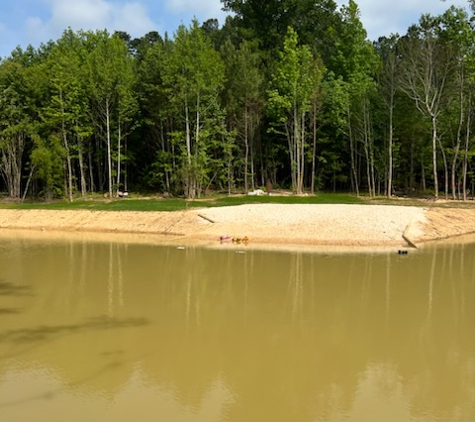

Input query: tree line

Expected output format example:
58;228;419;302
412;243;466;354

1;0;475;201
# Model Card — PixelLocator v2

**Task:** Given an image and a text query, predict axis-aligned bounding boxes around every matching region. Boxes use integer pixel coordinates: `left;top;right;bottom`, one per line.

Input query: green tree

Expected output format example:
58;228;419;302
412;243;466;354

438;6;475;200
399;15;454;199
0;53;43;199
45;29;94;201
376;34;401;197
162;21;226;198
335;0;379;196
87;31;136;197
30;134;65;200
221;38;263;192
136;36;176;192
268;27;321;194
222;0;339;59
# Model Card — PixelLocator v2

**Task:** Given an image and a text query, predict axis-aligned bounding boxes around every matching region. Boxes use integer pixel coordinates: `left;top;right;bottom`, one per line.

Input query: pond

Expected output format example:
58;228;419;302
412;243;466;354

0;233;474;421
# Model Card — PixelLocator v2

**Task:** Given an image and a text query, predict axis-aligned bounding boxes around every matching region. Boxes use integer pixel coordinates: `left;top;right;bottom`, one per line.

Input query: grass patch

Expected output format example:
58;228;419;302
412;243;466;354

210;193;365;206
0;198;192;212
5;193;475;211
0;192;366;212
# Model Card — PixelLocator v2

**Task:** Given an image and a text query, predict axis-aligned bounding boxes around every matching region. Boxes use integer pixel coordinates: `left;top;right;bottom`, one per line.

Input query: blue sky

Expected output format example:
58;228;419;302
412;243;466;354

0;0;470;58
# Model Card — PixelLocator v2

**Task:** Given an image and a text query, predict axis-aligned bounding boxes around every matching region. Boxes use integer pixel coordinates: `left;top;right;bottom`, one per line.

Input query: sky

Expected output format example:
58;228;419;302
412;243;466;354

0;0;470;58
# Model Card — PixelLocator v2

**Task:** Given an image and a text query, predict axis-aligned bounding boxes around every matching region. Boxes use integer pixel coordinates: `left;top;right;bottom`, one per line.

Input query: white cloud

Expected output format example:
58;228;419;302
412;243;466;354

50;0;112;28
111;2;157;35
26;0;157;46
335;0;469;40
164;0;227;27
166;0;222;15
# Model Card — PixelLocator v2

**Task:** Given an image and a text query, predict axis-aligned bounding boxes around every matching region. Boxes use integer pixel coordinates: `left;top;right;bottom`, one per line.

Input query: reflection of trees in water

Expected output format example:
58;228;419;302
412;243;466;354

0;316;148;344
1;240;475;420
0;316;149;363
385;253;391;331
108;243;126;317
408;243;475;421
0;281;32;296
286;252;304;325
159;247;475;421
248;248;475;421
46;240;128;318
0;281;32;316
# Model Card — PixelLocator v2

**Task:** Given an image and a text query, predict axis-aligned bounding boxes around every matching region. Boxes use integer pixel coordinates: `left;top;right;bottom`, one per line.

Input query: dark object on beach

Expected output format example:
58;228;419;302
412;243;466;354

265;179;273;195
233;236;249;244
398;250;408;255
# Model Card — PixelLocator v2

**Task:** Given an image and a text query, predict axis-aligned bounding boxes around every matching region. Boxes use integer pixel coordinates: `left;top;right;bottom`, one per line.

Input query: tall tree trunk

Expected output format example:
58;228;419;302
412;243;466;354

22;165;35;202
88;146;95;193
194;97;200;198
299;111;305;194
311;100;317;194
421;158;427;192
124;136;128;192
363;99;374;198
368;108;376;197
348;106;359;196
77;135;87;198
0;133;25;199
462;95;472;201
106;98;112;198
60;92;73;202
292;104;299;193
451;85;464;200
117;117;122;196
387;95;394;197
431;115;439;199
286;121;296;192
184;97;193;198
438;139;448;199
244;110;249;193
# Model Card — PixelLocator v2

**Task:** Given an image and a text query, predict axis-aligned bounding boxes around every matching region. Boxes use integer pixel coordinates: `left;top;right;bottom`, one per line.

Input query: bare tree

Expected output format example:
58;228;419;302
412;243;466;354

399;17;453;199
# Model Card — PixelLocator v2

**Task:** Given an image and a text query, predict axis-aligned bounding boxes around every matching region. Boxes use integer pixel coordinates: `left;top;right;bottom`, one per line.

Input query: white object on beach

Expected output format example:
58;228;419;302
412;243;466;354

248;189;265;196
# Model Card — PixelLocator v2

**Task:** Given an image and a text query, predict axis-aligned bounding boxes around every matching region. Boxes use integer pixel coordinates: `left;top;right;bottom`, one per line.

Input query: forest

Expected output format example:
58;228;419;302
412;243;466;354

1;0;475;201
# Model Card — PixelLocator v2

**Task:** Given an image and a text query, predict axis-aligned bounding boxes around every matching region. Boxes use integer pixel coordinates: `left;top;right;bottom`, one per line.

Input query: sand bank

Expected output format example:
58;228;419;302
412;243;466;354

0;204;474;250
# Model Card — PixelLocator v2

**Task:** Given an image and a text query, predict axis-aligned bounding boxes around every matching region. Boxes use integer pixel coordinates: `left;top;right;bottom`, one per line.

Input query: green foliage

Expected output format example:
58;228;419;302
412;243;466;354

0;2;473;202
160;20;227;198
268;27;325;193
30;134;65;199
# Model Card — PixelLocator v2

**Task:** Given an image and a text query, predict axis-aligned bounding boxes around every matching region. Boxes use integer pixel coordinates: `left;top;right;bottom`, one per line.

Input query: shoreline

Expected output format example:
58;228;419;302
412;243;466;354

0;204;474;251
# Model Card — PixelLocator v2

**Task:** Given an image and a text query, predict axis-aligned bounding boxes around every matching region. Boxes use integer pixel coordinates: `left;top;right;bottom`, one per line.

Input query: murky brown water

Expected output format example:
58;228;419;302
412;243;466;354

0;234;474;422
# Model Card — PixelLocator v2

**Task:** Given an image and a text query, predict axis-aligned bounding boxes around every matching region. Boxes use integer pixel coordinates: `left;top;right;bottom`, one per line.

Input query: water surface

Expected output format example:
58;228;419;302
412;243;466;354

0;235;474;421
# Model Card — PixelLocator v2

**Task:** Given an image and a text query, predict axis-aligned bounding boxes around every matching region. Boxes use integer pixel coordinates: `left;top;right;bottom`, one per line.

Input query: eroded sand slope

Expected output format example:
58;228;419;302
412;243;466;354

0;204;473;248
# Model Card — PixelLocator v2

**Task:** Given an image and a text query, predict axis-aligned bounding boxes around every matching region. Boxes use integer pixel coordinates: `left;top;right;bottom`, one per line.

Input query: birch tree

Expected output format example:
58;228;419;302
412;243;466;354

221;38;263;192
268;27;317;194
399;16;454;199
439;7;475;200
0;59;36;198
162;20;225;198
377;35;400;197
45;30;92;201
88;32;135;197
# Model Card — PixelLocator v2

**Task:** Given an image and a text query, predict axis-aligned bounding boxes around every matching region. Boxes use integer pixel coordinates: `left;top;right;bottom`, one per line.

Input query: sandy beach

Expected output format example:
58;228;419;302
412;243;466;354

0;203;474;250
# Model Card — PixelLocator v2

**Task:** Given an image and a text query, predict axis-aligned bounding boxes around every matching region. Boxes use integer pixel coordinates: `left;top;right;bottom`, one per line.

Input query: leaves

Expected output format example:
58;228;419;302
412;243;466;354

0;2;473;200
